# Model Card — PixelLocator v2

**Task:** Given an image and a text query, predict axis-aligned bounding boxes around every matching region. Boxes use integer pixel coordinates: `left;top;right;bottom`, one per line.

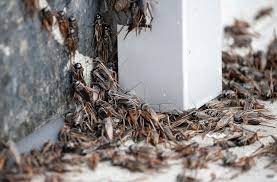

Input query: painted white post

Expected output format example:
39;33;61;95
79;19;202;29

118;0;222;112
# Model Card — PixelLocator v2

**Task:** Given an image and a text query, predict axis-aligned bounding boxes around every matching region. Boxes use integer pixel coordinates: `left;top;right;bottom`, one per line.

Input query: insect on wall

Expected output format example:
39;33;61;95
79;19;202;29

94;0;154;72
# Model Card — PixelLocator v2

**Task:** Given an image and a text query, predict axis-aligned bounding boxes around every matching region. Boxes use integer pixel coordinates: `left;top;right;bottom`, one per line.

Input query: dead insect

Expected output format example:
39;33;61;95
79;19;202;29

94;14;104;43
55;10;69;39
174;142;199;157
214;115;232;131
72;62;86;84
114;0;131;12
190;111;211;120
126;102;139;126
41;141;53;155
231;156;255;171
123;0;153;39
94;24;113;64
104;117;114;141
92;60;117;90
228;81;251;98
182;155;208;169
149;129;160;145
74;80;95;102
101;35;113;64
40;6;54;34
214;132;242;149
87;153;100;170
224;19;251;36
236;132;259;146
175;132;194;141
68;16;79;37
187;120;210;132
163;125;175;141
254;7;274;21
112;145;167;172
96;100;121;119
65;28;78;58
65;15;79;58
252;135;277;159
93;16;114;65
141;103;164;131
104;25;112;45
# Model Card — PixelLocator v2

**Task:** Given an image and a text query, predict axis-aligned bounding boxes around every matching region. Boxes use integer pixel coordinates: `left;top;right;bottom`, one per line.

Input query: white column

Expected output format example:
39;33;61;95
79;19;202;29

118;0;222;112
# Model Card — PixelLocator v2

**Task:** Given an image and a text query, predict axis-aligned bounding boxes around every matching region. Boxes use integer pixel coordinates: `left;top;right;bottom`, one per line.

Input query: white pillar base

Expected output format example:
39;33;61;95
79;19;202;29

118;0;222;112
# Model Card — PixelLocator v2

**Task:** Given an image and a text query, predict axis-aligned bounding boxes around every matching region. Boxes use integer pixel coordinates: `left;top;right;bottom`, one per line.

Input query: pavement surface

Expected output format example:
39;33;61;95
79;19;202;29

29;102;276;182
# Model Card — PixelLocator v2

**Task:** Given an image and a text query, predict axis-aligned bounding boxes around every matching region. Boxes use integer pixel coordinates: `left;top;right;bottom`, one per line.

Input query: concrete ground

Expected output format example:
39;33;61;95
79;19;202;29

17;1;277;181
29;102;276;182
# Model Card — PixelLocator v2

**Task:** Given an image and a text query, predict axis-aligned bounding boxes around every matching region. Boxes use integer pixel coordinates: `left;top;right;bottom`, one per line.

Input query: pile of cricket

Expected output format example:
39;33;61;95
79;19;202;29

0;1;276;181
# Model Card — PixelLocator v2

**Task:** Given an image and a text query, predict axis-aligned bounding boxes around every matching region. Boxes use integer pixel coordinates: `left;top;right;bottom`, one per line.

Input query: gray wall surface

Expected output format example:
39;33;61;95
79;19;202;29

0;0;99;141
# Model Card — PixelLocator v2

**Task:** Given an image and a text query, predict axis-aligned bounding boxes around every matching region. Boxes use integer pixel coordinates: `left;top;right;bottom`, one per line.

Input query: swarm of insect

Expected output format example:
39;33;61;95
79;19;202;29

4;4;277;180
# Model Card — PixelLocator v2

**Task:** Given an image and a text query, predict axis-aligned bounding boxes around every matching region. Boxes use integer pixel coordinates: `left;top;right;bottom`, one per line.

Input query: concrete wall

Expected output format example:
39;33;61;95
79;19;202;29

0;0;99;141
